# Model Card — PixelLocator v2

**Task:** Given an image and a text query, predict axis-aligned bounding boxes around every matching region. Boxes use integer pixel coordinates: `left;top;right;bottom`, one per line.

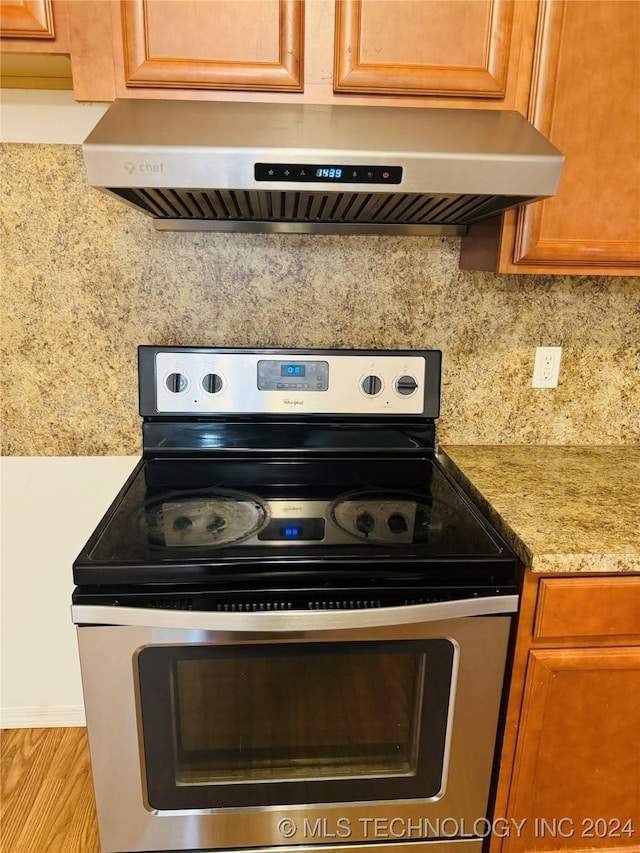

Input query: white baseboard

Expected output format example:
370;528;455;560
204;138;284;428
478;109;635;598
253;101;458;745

0;705;86;728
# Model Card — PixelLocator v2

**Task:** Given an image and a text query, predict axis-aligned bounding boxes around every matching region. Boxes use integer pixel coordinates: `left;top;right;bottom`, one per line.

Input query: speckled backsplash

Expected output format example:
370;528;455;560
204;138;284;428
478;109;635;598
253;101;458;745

2;143;639;455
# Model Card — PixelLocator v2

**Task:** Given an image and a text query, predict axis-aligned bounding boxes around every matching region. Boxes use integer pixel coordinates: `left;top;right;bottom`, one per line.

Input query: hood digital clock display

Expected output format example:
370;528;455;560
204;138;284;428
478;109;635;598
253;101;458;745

255;164;402;184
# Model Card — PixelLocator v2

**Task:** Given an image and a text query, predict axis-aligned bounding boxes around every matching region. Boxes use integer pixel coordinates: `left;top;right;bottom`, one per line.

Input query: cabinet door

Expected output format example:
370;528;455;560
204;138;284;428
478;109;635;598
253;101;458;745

503;647;640;852
334;0;530;103
0;0;68;50
120;0;303;92
512;0;640;270
460;0;640;274
1;0;55;37
68;0;304;99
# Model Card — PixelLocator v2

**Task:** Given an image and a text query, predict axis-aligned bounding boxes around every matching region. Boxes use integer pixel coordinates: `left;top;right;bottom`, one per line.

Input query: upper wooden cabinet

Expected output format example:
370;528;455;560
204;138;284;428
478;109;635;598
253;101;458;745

120;0;303;92
1;0;56;38
460;0;640;275
65;0;305;100
63;0;536;108
335;0;514;99
0;0;69;51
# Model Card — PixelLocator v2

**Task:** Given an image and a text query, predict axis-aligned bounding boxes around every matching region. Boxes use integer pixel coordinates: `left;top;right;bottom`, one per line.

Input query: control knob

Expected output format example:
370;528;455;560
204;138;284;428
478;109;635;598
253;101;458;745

355;512;376;535
202;373;223;394
166;372;188;393
395;375;418;396
361;375;382;396
387;513;409;534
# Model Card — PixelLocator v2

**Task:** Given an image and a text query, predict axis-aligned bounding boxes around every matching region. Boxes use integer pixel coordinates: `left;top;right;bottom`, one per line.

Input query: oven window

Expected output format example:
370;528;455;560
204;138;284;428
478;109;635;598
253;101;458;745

173;651;423;784
138;640;455;810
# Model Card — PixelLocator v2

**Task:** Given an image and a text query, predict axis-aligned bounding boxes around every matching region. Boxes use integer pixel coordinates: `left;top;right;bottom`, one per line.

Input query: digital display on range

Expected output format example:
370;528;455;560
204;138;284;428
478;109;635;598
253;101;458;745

255;163;403;184
281;364;306;377
257;359;329;392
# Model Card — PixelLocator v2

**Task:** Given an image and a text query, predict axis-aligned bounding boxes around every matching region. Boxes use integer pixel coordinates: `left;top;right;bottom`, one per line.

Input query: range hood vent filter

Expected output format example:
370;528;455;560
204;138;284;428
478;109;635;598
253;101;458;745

108;187;531;234
84;100;564;235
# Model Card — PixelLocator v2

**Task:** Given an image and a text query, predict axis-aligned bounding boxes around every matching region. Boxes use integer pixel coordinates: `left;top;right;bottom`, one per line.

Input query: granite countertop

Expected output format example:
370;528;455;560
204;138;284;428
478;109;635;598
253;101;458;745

439;445;640;574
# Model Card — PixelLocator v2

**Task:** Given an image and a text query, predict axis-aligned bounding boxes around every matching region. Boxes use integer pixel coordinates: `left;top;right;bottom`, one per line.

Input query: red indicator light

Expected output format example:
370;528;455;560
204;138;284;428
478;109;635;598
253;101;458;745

383;171;390;179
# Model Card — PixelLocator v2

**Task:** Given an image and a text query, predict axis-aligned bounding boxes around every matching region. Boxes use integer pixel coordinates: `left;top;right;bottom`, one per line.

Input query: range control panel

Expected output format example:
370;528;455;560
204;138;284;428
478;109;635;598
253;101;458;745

145;349;441;417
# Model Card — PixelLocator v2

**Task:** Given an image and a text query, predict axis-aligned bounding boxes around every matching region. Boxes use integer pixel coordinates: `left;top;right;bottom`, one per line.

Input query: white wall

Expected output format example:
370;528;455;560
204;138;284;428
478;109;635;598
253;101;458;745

0;457;138;726
0;89;108;143
1;92;122;727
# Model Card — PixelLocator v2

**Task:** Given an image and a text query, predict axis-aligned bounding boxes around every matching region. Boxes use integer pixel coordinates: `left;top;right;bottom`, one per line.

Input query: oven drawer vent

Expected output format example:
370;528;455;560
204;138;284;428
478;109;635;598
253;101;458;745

213;599;386;611
310;599;382;609
211;601;387;611
209;596;447;611
147;597;194;610
215;601;295;611
73;587;516;611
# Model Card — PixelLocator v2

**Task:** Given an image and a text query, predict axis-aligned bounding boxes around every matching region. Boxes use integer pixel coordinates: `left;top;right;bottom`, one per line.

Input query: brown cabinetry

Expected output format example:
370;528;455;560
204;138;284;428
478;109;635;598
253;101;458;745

0;0;69;50
334;0;533;108
505;647;640;852
460;0;640;275
66;0;304;101
119;0;303;92
63;0;535;108
494;574;640;853
1;0;71;87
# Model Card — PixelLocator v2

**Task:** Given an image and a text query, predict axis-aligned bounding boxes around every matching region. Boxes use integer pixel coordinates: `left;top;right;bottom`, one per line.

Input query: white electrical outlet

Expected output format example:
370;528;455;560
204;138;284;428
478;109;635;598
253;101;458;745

532;346;562;388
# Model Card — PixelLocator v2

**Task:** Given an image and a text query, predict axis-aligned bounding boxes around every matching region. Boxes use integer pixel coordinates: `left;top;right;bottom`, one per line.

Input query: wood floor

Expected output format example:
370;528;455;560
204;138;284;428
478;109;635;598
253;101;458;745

1;727;100;853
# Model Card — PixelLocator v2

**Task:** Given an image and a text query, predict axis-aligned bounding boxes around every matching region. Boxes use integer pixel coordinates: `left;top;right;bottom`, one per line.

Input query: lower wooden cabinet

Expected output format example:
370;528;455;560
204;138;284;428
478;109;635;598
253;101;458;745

494;574;640;853
503;647;640;852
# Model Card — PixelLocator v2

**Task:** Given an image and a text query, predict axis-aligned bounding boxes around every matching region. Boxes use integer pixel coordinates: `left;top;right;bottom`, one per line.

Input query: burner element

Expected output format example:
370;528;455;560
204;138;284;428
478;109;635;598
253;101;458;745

145;490;268;548
330;491;430;544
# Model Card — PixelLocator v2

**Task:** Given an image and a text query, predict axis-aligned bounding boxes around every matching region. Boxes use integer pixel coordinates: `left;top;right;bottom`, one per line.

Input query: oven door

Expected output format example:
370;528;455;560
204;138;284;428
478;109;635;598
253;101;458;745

139;637;453;810
74;596;517;853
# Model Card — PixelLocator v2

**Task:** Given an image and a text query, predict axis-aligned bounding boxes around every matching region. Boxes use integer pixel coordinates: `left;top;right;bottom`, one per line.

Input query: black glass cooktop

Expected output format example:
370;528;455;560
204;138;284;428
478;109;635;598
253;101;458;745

73;456;515;586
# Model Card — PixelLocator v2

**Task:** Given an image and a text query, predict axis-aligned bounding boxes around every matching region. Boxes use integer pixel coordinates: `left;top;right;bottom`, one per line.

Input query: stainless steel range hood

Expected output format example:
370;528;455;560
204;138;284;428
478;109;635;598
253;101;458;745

83;100;563;235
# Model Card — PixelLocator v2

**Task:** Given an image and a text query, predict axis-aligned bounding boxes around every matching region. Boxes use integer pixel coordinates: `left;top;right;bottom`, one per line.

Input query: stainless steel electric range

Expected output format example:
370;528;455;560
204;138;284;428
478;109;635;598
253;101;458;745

72;347;518;853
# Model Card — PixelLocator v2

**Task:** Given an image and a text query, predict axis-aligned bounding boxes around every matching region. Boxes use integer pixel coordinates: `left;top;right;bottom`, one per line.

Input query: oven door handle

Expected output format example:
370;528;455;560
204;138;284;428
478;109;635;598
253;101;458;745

72;594;518;631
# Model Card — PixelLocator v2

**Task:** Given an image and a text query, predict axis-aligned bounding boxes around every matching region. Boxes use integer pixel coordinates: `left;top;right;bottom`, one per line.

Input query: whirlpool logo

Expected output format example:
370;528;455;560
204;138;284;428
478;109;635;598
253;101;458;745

123;161;165;174
283;398;304;407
